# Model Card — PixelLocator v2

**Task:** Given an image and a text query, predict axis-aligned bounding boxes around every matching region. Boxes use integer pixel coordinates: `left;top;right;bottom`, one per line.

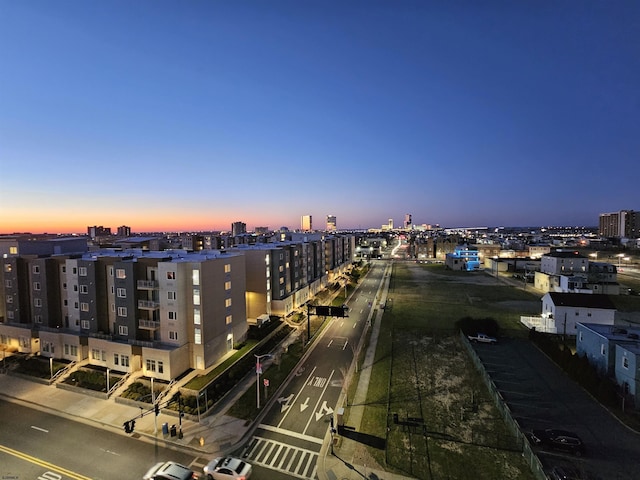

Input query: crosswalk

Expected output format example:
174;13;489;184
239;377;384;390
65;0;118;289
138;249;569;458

243;434;319;480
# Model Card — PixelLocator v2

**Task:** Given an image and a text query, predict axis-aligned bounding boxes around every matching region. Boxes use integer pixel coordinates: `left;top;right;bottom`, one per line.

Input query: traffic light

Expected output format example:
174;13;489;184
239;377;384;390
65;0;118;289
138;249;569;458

130;420;135;432
123;421;131;433
155;404;159;416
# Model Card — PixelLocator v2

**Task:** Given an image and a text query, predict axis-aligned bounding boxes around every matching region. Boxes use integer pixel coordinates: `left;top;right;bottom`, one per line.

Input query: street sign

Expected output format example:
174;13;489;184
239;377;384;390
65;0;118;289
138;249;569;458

263;379;269;387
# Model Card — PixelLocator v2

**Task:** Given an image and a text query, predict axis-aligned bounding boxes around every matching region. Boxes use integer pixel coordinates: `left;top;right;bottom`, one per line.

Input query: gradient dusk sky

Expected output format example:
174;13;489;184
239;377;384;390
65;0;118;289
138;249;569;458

1;1;638;234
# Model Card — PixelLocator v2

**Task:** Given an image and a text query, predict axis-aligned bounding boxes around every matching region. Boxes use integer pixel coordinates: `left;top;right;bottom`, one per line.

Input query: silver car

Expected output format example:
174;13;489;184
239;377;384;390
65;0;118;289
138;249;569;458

143;461;197;480
203;456;252;480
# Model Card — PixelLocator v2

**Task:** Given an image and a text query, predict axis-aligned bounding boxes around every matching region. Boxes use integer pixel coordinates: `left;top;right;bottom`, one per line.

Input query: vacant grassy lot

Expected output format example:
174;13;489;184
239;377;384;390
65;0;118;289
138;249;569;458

347;262;539;480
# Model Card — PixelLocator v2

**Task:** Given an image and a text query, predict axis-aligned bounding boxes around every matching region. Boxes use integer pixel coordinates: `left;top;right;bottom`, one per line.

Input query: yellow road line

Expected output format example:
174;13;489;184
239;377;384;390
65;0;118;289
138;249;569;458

0;444;93;480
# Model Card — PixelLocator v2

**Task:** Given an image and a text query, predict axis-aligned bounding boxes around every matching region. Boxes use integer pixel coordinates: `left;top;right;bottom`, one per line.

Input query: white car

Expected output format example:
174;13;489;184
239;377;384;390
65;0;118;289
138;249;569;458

203;456;252;480
143;461;197;480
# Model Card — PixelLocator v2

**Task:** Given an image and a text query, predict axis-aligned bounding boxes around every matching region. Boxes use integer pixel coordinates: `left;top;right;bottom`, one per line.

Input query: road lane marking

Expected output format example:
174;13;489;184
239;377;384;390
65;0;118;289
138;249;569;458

31;425;49;433
277;366;316;427
258;424;323;444
0;444;92;480
303;369;334;435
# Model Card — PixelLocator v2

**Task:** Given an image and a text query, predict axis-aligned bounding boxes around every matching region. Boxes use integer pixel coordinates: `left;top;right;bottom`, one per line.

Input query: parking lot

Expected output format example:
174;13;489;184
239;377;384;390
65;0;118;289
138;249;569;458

472;338;640;480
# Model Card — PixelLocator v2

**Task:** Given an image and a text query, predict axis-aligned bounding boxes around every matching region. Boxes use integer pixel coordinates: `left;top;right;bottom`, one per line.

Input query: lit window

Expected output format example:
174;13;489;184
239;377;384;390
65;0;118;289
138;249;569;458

167;271;175;280
226;315;232;325
194;328;202;345
192;269;200;286
193;289;200;305
225;281;231;290
225;298;232;307
116;269;126;279
224;264;231;273
194;309;201;325
3;264;12;273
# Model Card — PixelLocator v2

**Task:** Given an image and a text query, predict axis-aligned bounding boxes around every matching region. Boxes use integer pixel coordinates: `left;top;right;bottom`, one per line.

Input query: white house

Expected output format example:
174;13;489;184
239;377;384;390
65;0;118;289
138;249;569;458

540;293;616;335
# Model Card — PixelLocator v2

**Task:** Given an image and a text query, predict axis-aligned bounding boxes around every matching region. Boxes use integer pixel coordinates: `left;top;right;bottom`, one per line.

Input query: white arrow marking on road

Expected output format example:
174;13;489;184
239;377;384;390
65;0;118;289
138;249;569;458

300;397;310;412
315;401;334;421
277;393;294;412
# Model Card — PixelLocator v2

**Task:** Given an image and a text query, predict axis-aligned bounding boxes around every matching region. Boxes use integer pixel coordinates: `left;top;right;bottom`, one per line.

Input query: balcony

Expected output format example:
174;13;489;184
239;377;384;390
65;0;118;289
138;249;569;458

138;319;160;330
138;300;160;310
137;280;159;290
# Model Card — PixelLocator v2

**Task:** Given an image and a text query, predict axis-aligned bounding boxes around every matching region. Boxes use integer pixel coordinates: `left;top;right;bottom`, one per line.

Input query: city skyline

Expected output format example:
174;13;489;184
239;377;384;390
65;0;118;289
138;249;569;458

1;2;639;234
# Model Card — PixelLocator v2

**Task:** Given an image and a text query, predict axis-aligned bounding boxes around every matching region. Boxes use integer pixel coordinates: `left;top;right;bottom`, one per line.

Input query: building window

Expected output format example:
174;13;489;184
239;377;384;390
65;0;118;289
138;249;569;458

225;281;231;291
168;311;177;320
118;325;129;336
169;331;178;340
81;302;89;312
192;269;200;286
225;298;232;307
79;267;87;276
114;353;119;365
601;344;606;356
4;280;11;288
3;264;12;273
194;308;201;325
73;284;78;292
194;328;202;345
33;282;41;291
121;355;129;367
226;315;232;325
74;301;79;309
80;285;89;294
34;315;43;324
7;311;13;319
34;298;42;307
158;361;164;374
81;320;90;329
117;306;127;317
6;296;12;304
224;264;231;273
146;359;156;372
92;349;101;360
622;356;629;369
116;269;126;279
117;288;126;298
167;271;175;280
193;289;200;305
168;291;176;300
72;267;77;274
109;267;113;276
32;265;40;274
62;266;66;273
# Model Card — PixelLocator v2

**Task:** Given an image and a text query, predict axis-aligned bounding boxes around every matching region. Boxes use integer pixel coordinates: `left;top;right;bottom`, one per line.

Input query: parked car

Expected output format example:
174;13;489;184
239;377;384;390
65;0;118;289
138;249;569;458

467;333;497;344
530;429;586;456
143;461;198;480
549;465;583;480
203;456;252;480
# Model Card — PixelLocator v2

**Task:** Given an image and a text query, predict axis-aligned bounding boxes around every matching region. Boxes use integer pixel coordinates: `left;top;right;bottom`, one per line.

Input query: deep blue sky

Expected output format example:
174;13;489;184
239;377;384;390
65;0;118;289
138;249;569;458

1;1;638;233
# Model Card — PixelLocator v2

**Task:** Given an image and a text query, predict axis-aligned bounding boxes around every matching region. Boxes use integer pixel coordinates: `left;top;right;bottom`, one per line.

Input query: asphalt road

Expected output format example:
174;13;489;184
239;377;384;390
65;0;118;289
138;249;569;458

239;261;386;479
0;398;203;480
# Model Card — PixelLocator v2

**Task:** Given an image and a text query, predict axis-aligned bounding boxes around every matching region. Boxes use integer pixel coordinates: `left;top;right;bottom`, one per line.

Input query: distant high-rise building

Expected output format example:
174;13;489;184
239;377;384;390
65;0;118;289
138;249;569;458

87;226;111;239
404;214;412;229
254;226;269;234
231;221;247;237
117;225;131;237
599;210;640;238
388;218;394;229
301;215;312;232
326;215;337;231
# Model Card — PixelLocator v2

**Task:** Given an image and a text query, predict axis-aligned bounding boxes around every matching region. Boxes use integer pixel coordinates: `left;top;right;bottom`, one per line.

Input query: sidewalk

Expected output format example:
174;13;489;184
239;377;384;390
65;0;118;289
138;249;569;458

0;261;415;479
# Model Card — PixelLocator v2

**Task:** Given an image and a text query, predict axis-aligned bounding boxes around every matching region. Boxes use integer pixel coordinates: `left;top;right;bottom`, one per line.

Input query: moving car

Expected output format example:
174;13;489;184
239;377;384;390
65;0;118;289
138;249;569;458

530;429;586;456
143;461;198;480
203;456;252;480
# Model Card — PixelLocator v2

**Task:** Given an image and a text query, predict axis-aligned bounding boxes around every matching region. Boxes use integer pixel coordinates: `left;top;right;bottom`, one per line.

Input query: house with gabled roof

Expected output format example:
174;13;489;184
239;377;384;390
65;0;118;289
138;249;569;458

521;292;616;335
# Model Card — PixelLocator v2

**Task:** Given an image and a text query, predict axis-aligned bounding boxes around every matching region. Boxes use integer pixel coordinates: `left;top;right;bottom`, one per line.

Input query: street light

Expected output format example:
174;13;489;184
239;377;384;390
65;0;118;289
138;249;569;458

255;353;272;409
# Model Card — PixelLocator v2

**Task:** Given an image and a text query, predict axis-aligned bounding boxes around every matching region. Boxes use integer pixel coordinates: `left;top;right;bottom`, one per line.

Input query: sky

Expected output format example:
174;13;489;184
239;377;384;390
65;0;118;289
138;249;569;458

1;1;639;234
